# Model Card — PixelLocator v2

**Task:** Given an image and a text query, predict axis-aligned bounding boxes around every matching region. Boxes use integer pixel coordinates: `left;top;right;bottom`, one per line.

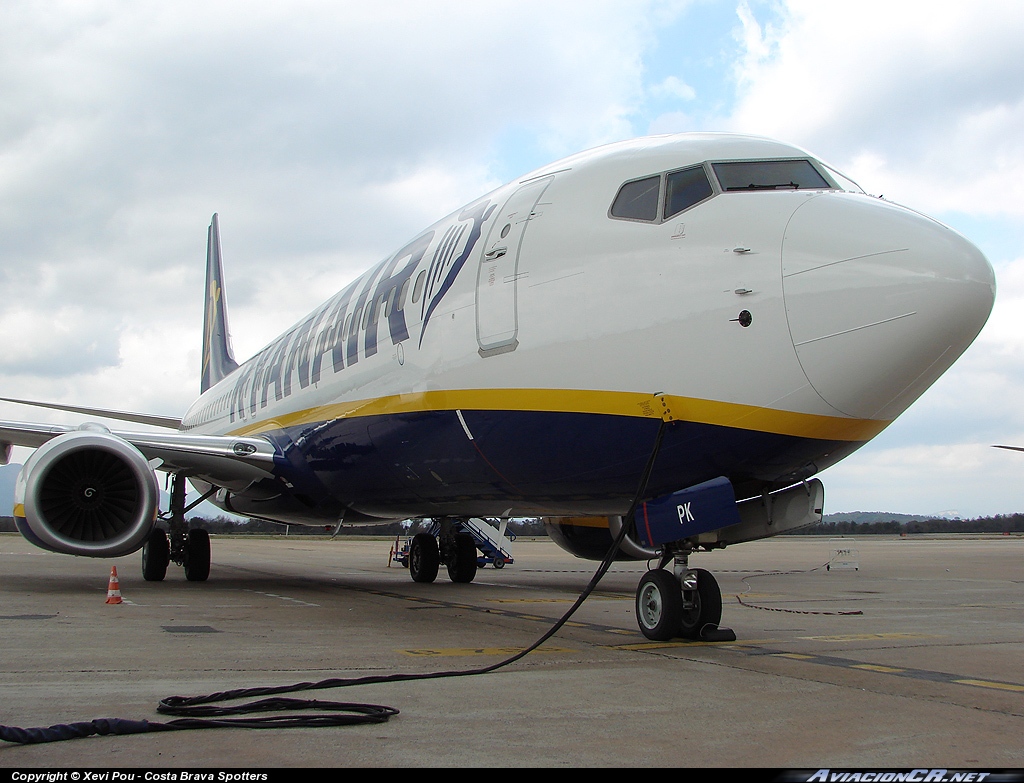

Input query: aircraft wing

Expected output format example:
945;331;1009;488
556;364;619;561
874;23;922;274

0;396;182;429
0;420;278;490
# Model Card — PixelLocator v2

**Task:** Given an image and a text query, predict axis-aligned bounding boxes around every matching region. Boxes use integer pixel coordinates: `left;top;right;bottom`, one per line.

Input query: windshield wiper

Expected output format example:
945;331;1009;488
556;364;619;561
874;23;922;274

727;182;800;191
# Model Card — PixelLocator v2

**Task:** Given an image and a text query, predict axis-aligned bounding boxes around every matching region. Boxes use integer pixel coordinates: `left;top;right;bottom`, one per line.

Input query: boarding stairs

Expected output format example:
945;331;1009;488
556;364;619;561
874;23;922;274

460;517;515;568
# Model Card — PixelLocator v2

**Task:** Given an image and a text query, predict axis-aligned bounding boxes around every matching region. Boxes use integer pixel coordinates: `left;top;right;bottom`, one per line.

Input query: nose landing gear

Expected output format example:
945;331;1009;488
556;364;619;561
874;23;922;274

635;551;734;642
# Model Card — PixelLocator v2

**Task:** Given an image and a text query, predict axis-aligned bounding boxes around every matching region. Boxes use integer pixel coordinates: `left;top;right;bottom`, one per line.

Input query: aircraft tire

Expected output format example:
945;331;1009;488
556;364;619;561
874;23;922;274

184;529;211;582
679;568;722;640
410;533;439;583
447;533;478;583
635;569;683;641
142;529;169;582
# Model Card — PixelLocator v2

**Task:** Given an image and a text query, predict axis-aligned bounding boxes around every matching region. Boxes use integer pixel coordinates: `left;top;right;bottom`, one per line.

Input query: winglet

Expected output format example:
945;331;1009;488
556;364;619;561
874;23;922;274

201;214;240;393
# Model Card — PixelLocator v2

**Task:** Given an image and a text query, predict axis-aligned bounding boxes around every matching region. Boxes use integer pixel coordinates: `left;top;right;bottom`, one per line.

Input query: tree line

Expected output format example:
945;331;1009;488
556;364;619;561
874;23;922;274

785;514;1024;535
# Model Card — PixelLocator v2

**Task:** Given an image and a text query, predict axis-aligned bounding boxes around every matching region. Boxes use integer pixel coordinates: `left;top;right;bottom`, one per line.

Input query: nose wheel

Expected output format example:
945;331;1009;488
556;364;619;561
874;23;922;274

635;566;733;642
636;569;683;640
678;567;723;639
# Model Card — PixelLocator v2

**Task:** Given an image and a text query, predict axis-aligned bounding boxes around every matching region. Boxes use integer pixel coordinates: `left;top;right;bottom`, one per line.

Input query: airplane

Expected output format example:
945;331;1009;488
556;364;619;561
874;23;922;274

0;133;995;642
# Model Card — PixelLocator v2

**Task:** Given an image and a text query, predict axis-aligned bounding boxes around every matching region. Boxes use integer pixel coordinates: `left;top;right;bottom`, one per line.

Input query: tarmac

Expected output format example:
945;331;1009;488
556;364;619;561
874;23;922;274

0;532;1021;768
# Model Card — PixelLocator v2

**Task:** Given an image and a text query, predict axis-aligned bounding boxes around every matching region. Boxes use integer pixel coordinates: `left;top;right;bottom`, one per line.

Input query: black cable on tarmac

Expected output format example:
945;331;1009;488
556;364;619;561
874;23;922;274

0;421;668;745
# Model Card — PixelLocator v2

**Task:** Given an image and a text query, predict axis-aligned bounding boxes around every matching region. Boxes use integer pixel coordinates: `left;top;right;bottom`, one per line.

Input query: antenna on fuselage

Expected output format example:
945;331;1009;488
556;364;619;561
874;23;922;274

201;213;240;393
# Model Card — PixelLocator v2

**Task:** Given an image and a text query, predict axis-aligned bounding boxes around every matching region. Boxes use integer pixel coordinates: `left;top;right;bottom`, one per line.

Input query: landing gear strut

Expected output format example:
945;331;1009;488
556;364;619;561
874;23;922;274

635;550;733;642
141;473;212;582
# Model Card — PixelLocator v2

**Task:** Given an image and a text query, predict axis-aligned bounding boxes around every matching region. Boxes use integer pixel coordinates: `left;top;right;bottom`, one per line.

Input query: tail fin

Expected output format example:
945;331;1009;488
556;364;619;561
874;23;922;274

201;213;240;393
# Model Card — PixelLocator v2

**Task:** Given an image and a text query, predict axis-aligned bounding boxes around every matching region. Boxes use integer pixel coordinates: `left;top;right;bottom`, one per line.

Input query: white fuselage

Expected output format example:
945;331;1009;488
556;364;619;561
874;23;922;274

180;134;995;523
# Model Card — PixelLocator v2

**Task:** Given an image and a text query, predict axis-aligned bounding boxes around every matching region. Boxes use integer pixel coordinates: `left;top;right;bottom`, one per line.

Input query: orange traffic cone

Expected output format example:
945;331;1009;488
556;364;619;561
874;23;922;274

105;566;123;604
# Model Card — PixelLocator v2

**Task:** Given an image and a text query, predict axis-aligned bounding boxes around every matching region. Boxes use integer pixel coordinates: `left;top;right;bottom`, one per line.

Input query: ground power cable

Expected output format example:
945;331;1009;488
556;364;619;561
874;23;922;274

734;567;864;616
0;421;669;746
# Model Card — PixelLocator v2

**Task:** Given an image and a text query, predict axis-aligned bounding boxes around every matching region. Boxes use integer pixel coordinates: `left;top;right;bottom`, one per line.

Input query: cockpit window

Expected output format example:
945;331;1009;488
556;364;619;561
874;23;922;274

820;162;865;194
664;166;714;219
610;175;660;221
712;159;831;191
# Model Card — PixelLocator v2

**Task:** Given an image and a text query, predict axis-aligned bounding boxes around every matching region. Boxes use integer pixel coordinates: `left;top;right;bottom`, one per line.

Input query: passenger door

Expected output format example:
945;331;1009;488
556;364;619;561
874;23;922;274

475;176;553;357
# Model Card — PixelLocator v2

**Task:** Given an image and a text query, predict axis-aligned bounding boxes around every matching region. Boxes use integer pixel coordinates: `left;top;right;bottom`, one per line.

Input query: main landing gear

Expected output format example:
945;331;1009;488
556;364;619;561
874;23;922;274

635;551;735;642
408;519;479;585
141;473;212;582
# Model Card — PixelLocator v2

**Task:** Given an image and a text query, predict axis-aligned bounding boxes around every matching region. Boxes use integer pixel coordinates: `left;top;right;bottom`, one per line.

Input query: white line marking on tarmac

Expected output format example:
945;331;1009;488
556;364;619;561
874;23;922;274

244;589;320;607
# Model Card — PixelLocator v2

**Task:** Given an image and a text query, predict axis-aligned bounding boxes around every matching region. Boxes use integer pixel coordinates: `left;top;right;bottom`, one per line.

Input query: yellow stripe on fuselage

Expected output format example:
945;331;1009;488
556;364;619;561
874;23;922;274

224;388;889;443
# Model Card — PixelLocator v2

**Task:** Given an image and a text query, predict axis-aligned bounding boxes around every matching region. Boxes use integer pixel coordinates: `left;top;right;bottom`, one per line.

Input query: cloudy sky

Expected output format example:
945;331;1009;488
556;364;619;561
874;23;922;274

1;0;1022;517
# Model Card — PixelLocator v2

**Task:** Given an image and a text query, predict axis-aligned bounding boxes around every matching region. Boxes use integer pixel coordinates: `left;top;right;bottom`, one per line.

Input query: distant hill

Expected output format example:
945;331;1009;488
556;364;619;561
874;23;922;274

822;511;944;524
804;510;1024;535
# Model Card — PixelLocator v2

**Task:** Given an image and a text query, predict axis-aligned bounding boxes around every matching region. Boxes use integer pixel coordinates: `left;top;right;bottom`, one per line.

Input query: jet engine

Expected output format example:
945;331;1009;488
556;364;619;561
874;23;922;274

13;428;160;557
543;516;653;561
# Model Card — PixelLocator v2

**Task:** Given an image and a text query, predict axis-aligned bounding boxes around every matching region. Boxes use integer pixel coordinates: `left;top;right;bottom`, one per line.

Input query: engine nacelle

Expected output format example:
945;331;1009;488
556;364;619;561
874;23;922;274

14;429;160;557
543;516;652;561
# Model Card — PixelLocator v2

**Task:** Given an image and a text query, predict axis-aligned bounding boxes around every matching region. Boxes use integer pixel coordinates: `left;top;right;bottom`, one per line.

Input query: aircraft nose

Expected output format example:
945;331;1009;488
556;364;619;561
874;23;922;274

782;194;995;420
